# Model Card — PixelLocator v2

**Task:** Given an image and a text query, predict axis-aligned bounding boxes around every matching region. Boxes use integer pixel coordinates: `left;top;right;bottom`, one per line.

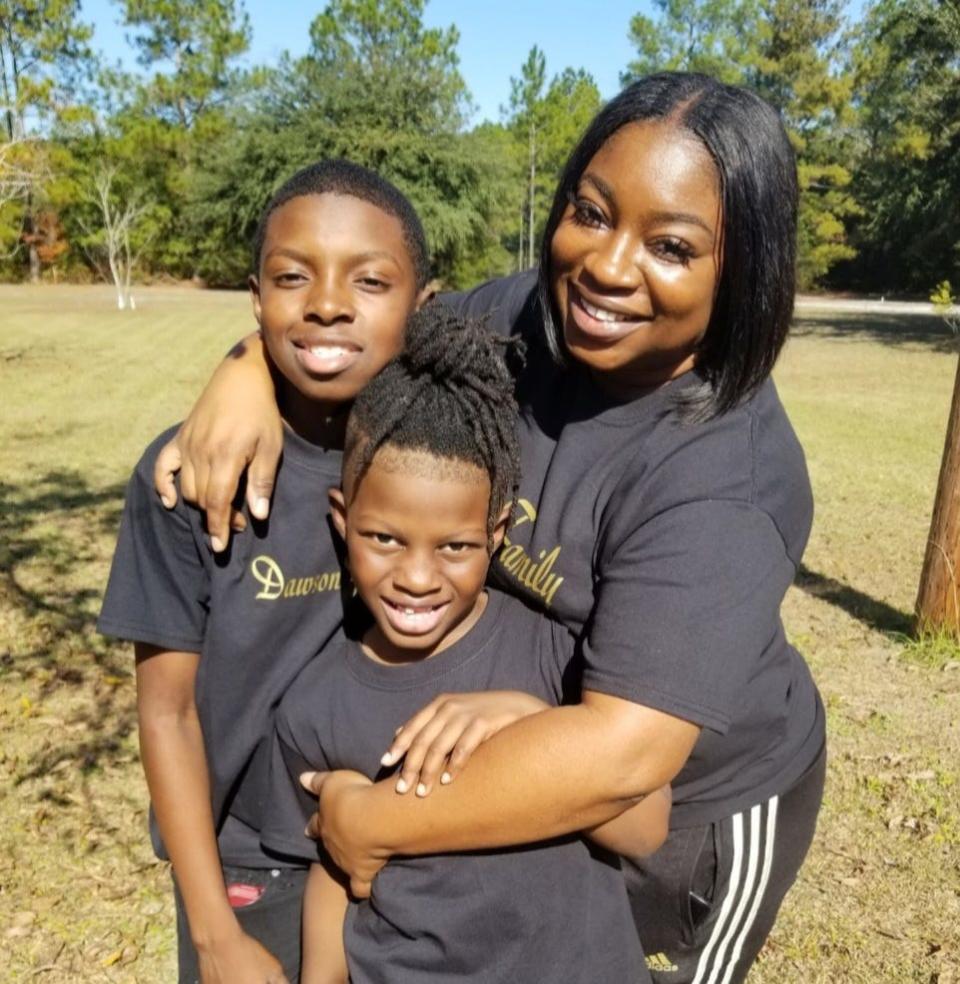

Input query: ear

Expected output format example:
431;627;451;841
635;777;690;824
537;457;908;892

328;486;348;542
490;502;512;554
413;278;440;311
249;274;263;326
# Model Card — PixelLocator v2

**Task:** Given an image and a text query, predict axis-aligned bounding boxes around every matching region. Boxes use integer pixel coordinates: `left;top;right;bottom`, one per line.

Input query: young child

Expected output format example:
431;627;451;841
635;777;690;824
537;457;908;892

97;160;434;984
261;306;670;984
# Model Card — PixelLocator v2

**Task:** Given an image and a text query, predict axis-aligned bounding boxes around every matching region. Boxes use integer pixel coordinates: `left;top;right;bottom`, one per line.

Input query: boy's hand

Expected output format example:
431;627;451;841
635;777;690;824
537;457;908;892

381;691;550;798
196;928;289;984
153;331;283;552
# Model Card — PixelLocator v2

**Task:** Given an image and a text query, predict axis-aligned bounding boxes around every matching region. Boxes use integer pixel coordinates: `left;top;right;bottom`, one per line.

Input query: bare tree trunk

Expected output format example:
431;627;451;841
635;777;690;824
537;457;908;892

517;206;524;273
916;354;960;636
527;124;536;269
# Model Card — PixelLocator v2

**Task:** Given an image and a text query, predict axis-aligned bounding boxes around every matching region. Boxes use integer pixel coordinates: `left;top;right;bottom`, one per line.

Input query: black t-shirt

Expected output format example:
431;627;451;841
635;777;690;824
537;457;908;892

262;589;646;984
445;273;825;827
98;425;346;865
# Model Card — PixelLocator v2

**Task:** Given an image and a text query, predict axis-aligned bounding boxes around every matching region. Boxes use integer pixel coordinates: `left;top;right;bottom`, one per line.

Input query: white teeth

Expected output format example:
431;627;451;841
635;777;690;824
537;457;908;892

580;296;628;322
310;345;349;357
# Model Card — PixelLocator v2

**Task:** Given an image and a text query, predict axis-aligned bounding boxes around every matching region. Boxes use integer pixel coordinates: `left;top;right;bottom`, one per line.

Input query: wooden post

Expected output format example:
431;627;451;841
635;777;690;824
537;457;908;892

916;354;960;635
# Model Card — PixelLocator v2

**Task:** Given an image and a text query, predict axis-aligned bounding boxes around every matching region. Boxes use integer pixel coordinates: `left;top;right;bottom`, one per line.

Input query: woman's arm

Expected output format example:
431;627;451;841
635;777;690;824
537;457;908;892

300;861;349;984
136;644;288;983
586;784;672;858
308;692;698;896
154;332;283;551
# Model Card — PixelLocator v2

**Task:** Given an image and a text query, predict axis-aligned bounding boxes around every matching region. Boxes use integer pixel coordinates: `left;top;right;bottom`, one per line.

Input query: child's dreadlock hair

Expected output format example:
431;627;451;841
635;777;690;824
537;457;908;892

344;304;523;542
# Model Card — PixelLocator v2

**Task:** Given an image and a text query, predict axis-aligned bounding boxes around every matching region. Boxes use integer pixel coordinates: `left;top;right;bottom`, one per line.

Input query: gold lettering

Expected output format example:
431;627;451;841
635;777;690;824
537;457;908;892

251;556;284;600
499;543;526;573
251;556;342;601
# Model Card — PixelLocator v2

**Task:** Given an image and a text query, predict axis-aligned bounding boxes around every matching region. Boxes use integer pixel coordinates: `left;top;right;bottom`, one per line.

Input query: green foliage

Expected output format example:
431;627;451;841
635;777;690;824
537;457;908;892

502;48;601;272
622;0;762;85
119;0;251;128
0;0;94;279
843;0;960;294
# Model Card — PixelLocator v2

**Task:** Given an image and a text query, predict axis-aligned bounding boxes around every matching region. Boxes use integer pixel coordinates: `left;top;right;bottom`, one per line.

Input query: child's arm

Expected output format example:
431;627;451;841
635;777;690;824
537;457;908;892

584;784;672;857
300;860;350;984
136;644;288;984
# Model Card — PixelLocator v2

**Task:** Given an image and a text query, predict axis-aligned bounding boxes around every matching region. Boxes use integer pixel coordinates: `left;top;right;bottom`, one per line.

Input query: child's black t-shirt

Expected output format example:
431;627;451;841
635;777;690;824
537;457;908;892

444;273;826;827
262;589;647;984
98;425;345;866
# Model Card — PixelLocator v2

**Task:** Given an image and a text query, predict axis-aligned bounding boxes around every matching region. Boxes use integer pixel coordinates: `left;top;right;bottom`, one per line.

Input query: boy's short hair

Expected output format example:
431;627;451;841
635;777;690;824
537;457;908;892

252;159;430;288
344;305;522;538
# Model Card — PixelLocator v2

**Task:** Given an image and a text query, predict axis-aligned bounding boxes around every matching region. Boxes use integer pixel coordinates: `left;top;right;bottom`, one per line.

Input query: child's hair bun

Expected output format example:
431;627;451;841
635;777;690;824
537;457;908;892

398;303;523;401
345;303;523;538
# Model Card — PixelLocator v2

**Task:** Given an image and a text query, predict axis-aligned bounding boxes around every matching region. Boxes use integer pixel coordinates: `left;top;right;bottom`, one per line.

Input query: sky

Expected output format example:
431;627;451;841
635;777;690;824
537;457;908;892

82;0;867;126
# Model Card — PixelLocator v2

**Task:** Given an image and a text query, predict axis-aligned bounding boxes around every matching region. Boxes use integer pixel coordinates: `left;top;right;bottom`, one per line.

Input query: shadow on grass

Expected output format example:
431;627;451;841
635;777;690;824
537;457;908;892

792;312;957;353
0;469;138;778
796;564;914;636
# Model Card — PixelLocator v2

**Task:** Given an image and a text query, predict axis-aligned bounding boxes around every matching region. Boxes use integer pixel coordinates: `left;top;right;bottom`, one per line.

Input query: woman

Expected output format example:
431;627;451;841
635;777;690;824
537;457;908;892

158;73;825;984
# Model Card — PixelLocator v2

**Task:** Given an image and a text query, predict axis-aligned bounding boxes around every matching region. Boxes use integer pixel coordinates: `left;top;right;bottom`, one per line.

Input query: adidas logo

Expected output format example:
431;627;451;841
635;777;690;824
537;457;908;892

645;952;679;973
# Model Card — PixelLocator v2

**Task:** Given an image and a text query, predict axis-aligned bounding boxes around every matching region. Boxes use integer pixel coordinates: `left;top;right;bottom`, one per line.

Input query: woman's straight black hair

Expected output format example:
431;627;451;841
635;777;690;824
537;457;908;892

344;304;523;540
537;72;798;421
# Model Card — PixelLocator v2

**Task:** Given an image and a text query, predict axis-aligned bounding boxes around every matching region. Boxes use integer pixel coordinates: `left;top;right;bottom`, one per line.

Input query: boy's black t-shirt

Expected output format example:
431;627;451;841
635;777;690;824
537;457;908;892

444;273;826;827
262;589;647;984
98;425;345;866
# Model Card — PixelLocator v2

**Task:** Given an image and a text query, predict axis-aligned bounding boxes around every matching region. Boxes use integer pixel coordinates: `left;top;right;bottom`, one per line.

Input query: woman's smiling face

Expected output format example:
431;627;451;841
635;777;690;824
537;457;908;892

550;119;723;397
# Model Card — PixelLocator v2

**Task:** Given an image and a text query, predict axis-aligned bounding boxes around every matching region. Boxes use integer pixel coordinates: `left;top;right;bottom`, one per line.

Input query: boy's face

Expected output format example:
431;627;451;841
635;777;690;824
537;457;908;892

330;448;507;659
250;193;430;423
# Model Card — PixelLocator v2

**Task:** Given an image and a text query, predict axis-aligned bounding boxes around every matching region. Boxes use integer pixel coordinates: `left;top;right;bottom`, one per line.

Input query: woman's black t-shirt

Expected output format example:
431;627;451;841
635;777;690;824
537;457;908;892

444;272;825;827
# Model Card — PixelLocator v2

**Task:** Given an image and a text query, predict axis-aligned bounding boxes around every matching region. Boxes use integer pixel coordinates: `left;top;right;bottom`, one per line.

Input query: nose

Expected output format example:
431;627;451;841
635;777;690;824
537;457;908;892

304;273;355;324
393;548;441;597
581;231;643;292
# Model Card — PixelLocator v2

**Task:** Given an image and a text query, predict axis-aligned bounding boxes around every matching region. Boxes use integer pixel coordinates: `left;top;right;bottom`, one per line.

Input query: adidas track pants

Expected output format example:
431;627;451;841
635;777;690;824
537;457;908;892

624;743;826;983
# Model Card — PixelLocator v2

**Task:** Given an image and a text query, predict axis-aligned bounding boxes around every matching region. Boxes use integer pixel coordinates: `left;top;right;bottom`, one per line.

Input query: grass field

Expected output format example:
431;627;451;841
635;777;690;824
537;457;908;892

2;284;959;982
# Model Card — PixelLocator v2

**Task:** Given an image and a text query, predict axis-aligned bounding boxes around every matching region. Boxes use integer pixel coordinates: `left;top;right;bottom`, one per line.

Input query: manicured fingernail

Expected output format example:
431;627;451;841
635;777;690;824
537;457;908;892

440;772;452;785
395;778;408;793
299;771;316;788
253;497;269;518
160;495;173;508
210;536;224;552
381;751;396;766
416;783;427;797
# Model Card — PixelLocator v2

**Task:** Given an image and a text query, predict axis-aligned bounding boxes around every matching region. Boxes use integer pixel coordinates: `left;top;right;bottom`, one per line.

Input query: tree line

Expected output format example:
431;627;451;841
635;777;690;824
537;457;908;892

1;0;957;300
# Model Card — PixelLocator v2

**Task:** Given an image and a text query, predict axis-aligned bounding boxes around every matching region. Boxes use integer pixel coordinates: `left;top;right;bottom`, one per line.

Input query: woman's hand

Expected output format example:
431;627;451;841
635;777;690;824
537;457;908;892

154;332;283;552
301;770;386;899
381;691;550;798
196;927;289;984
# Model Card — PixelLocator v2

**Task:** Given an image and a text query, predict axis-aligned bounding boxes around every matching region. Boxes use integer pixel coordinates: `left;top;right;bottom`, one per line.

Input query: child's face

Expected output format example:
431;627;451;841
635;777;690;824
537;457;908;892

251;193;429;419
330;448;506;659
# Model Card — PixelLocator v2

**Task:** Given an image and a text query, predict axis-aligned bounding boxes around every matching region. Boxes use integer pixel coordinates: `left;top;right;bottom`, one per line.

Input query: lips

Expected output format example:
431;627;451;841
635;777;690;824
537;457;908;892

380;597;450;636
293;338;362;375
567;286;649;343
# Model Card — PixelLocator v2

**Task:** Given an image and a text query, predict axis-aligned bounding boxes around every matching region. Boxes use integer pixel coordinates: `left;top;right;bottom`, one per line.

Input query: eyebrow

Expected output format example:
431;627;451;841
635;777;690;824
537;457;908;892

580;173;717;238
263;247;402;266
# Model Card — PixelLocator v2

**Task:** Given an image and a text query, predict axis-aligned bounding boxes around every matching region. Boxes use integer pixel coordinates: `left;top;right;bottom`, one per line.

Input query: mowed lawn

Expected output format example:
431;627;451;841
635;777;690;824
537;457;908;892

2;284;959;982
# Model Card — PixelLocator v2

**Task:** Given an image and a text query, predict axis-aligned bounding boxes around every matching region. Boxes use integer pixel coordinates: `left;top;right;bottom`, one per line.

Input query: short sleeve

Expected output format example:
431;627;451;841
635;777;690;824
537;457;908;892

97;432;209;653
581;500;796;734
440;271;538;338
539;619;581;707
259;713;329;862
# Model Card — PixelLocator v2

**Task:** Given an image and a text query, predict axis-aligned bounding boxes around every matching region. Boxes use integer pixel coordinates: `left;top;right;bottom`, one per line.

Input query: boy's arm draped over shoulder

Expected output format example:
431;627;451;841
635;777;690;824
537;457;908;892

153;332;283;552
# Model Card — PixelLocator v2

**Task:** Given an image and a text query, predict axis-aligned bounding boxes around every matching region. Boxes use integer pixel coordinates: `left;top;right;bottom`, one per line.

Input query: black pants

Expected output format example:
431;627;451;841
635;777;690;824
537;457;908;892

626;744;826;984
173;864;308;984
